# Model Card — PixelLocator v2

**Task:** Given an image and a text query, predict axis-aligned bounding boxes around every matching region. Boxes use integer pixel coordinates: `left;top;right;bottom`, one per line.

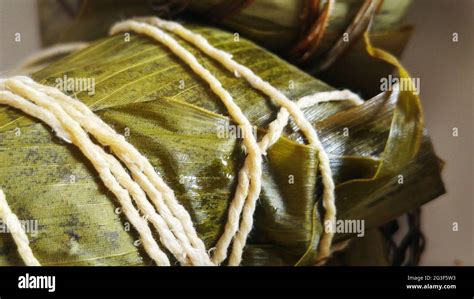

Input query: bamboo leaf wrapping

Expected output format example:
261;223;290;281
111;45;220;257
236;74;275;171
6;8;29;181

0;24;444;266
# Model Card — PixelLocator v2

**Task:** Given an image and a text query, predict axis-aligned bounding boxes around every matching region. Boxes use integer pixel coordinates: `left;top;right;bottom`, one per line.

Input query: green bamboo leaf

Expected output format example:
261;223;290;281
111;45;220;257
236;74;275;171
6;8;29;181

325;229;391;266
0;23;443;266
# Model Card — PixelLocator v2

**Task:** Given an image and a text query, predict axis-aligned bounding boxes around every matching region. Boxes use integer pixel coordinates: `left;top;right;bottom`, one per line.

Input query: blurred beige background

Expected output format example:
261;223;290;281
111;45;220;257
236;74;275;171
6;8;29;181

402;0;473;266
0;0;472;265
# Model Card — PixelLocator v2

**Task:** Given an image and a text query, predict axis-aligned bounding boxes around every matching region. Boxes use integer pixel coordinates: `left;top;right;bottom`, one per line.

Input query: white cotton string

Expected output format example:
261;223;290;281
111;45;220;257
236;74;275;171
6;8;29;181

296;90;362;261
110;20;263;266
261;89;363;158
1;79;171;266
16;76;212;266
297;90;364;109
224;89;362;265
0;86;72;143
0;189;41;266
2;77;208;265
137;17;357;264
